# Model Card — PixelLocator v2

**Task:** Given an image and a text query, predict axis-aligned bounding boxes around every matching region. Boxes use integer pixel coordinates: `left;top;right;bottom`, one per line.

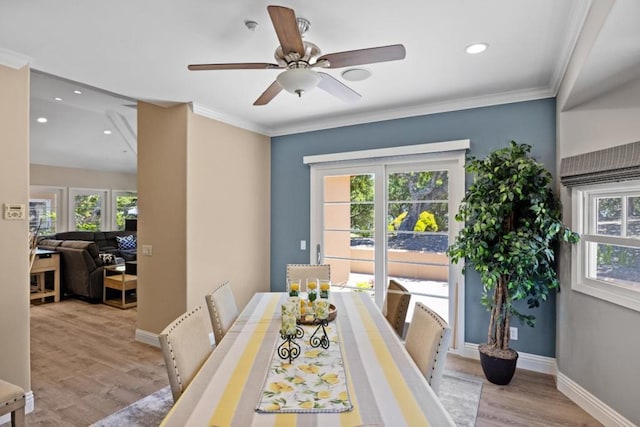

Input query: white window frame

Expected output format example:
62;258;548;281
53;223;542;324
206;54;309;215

30;185;67;234
68;187;110;231
306;139;468;352
572;180;640;312
111;189;138;230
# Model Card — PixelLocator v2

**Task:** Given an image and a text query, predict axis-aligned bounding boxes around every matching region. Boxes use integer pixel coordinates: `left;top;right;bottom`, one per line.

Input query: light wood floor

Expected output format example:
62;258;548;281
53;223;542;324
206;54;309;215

12;299;601;426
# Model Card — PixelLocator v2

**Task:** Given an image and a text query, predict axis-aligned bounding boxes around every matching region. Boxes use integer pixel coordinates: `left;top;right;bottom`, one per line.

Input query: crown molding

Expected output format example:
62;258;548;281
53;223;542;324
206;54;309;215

550;0;593;95
269;87;555;137
0;48;32;69
190;103;270;136
188;86;554;138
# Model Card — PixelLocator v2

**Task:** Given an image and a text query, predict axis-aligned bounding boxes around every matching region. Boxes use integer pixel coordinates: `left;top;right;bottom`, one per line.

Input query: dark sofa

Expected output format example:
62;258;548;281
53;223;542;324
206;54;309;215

38;230;137;301
53;231;137;261
38;239;105;301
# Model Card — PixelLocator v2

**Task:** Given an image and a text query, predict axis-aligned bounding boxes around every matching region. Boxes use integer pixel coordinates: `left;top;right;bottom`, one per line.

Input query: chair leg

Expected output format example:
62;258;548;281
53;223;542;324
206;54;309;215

12;406;26;427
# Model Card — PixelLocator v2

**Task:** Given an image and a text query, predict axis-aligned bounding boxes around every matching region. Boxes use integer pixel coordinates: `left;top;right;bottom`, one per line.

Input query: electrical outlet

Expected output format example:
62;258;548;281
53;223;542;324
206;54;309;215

142;245;153;256
300;240;307;250
510;327;518;341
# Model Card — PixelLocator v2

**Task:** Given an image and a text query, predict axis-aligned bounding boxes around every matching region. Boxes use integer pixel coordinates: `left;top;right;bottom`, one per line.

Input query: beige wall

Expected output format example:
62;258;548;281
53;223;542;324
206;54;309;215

136;102;188;334
30;164;136;190
0;64;31;390
186;110;271;311
136;102;270;335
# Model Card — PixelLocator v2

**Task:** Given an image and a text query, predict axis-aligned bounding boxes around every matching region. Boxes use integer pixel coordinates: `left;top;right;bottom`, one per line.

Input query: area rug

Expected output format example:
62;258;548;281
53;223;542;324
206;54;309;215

89;387;172;427
91;371;482;426
440;371;483;427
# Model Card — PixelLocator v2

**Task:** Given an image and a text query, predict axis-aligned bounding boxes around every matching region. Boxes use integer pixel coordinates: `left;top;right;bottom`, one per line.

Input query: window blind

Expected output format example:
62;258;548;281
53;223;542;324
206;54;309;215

560;141;640;187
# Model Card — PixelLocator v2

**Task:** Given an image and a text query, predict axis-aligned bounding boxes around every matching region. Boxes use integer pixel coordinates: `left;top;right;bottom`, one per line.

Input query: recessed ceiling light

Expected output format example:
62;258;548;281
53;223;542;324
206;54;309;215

103;130;112;135
36;117;48;123
465;43;488;54
341;68;372;82
73;90;82;94
54;97;63;101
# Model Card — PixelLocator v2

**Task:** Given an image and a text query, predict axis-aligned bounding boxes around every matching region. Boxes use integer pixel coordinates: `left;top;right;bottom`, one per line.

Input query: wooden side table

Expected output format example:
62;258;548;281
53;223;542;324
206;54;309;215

103;264;137;309
30;249;60;303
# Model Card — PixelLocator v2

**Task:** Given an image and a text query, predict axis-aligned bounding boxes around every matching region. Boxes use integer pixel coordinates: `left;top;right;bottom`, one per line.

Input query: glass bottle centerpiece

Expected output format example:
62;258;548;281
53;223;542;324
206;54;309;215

307;279;318;302
319;280;331;299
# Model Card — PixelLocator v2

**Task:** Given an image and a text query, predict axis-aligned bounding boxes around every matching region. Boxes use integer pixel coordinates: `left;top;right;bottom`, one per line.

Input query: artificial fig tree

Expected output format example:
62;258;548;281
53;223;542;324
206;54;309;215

447;141;579;371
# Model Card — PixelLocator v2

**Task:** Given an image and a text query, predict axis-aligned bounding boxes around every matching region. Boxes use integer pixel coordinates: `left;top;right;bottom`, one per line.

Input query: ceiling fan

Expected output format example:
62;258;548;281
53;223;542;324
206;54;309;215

188;5;406;106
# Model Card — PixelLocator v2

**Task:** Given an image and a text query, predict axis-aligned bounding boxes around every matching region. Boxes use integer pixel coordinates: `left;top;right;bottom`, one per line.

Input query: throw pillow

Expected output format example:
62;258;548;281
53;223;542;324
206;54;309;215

116;234;137;251
99;253;116;265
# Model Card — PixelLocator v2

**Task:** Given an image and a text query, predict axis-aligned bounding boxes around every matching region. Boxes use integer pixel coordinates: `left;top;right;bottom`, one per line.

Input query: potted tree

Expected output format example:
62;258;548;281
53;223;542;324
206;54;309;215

447;141;579;385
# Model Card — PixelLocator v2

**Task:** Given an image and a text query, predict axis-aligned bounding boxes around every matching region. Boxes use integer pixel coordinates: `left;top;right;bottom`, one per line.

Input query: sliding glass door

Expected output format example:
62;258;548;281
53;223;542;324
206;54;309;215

310;152;465;349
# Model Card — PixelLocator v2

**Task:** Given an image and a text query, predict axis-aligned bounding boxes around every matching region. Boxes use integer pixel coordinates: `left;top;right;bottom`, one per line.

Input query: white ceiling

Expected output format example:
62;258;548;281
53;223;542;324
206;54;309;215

1;0;639;174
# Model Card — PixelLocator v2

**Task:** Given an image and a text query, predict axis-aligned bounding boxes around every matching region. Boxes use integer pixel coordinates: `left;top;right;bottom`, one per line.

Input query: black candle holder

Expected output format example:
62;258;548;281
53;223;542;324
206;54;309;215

278;326;304;363
309;319;330;349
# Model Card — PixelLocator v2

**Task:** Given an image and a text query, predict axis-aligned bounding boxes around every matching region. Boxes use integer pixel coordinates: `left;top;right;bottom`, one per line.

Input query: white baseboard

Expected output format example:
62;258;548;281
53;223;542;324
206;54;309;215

462;342;557;375
135;328;160;348
460;344;635;425
0;390;33;424
557;371;636;427
26;391;33;414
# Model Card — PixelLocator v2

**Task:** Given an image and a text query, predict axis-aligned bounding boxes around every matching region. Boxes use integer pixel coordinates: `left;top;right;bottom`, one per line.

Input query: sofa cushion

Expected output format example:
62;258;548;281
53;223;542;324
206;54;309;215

60;240;100;259
38;239;63;248
55;231;96;241
116;234;137;251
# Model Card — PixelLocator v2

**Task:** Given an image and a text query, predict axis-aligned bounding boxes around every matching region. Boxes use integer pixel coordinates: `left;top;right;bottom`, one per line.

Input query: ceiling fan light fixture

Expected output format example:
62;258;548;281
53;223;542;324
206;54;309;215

276;68;321;97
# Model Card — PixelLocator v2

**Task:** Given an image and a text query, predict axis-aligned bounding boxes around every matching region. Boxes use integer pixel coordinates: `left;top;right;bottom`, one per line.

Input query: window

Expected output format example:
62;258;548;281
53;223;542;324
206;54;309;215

69;188;108;231
572;180;640;312
112;190;138;230
29;187;64;236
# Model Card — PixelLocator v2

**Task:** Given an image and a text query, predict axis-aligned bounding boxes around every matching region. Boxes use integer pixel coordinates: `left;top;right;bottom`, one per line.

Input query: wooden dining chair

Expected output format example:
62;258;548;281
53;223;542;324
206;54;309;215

404;302;452;395
286;264;330;291
205;280;239;344
159;306;213;402
384;279;411;338
0;379;25;427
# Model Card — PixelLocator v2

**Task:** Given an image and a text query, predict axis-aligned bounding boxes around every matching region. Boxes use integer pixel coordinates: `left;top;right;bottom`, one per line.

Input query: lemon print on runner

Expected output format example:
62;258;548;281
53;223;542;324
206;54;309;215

265;403;280;411
268;382;293;393
321;373;339;384
304;349;322;358
299;401;314;409
298;364;319;374
316;390;332;399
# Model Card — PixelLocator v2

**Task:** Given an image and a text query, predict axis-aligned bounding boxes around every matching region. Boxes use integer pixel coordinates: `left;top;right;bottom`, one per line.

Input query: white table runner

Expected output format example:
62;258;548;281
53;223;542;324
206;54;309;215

255;321;353;413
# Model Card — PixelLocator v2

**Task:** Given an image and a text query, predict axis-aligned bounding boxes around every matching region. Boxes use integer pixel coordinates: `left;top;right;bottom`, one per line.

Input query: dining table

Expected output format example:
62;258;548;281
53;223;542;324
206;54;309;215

160;292;455;427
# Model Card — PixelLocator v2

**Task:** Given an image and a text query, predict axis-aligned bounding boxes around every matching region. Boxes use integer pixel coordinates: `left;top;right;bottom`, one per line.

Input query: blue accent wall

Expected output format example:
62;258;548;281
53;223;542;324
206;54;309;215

271;98;557;356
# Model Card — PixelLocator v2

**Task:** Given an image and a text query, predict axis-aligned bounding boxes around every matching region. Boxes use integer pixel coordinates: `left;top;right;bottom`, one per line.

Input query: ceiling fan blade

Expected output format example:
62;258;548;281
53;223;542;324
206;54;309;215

316;44;406;69
253;80;283;106
317;72;361;103
267;5;305;57
188;62;281;71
